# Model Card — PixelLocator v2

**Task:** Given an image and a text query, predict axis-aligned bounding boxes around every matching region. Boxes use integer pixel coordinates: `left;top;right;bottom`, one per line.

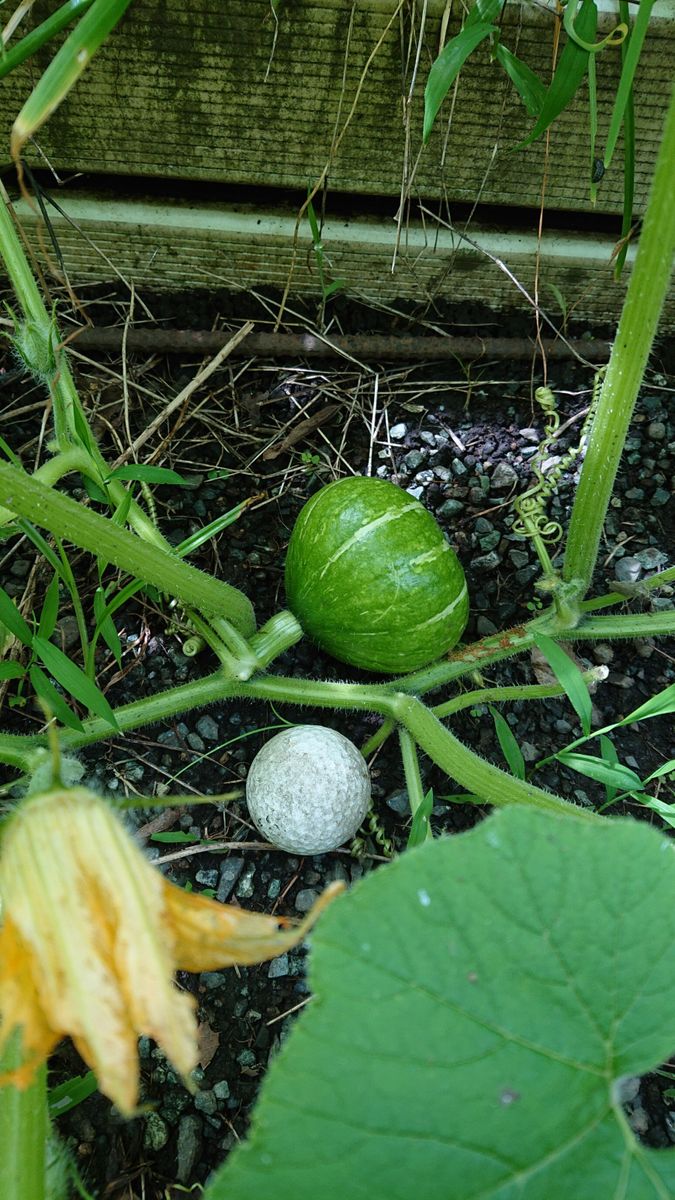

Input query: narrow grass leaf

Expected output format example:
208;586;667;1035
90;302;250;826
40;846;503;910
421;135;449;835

603;0;655;170
37;573;60;641
107;465;189;486
619;684;675;724
558;751;643;791
633;794;675;829
11;0;135;159
598;733;619;806
0;662;25;680
151;831;203;845
93;586;122;666
48;1071;98;1116
0;0;94;82
81;475;108;505
515;0;596;149
0;585;33;646
489;706;525;780
112;488;133;527
494;45;545;117
645;760;675;785
176;499;253;558
424;22;496;142
29;664;84;731
532;633;593;735
32;635;119;730
408;789;434;849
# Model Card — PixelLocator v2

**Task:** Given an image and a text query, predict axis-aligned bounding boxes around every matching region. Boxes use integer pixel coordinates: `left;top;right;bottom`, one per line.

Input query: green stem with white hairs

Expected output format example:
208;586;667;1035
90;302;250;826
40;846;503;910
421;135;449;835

563;82;675;597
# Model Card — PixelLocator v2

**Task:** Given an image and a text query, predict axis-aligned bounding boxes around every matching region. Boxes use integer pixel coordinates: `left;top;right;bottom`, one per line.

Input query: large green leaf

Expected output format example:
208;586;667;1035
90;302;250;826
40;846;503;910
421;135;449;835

207;808;675;1199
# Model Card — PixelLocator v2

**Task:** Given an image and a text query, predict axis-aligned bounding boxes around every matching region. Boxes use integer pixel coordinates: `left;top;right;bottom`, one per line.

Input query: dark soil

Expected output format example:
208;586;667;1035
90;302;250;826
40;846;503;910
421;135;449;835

0;302;673;1197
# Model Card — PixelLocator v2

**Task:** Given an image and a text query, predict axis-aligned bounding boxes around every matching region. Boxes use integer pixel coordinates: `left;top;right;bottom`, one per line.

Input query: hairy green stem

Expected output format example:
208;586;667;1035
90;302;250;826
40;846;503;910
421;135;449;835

398;727;427;825
0;463;256;637
431;676;600;720
563;82;675;595
0;1038;47;1200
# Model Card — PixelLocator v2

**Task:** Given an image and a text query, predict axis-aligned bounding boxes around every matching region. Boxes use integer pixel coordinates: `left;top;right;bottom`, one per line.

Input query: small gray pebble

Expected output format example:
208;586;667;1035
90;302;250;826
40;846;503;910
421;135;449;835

196;716;220;742
267;878;281;899
651;488;670;506
509;550;529;568
295;888;320;913
235;864;255;899
472;551;501;572
200;972;227;990
268;953;290;979
519;428;541;443
143;1112;169;1152
176;1115;202;1184
214;1080;231;1100
389;423;407;440
627;1106;650;1136
476;616;498;637
406;486;424;500
403;450;425;471
187;732;205;752
614;557;642;583
520;742;540;764
438;498;465;518
194;1089;218;1116
592;644;614;665
491;462;519;489
195;869;219;889
217;857;244;902
635;547;667;569
648;420;666;440
624;488;644;502
420;431;436;446
237;1049;257;1068
452;460;468;477
479;531;500;553
386;788;410;816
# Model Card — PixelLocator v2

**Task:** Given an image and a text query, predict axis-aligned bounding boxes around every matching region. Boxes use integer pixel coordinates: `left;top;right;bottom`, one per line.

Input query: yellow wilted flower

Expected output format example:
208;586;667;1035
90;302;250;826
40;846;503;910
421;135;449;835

0;786;343;1115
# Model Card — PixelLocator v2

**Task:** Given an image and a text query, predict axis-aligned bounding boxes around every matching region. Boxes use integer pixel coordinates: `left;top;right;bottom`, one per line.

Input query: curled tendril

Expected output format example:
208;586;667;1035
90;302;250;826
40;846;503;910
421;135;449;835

513;374;602;548
351;806;394;859
563;0;627;52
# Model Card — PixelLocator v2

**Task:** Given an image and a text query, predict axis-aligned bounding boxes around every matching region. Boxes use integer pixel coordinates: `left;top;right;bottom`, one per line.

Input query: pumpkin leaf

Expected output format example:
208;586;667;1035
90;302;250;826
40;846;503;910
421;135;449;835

206;807;675;1199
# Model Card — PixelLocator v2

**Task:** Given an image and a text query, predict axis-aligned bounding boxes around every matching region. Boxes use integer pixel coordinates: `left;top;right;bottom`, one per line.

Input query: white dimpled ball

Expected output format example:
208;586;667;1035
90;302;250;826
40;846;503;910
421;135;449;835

246;725;371;855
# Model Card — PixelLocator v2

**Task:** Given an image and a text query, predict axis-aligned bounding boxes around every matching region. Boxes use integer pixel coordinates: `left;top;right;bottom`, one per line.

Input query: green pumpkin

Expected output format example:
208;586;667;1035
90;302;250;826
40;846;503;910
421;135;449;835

284;476;469;673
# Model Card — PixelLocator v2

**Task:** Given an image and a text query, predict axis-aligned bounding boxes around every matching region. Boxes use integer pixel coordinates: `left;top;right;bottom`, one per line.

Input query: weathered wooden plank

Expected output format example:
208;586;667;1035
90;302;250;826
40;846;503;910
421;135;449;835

0;0;673;214
7;190;673;329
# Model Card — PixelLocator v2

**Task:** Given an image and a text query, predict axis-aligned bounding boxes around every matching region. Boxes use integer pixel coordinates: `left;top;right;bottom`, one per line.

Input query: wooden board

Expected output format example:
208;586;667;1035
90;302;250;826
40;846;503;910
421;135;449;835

8;189;673;329
1;0;673;215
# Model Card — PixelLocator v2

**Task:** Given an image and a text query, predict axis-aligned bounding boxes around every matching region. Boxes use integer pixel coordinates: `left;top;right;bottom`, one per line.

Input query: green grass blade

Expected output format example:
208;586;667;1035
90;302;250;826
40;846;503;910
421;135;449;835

613;0;636;279
0;0;94;83
532;633;593;736
619;683;675;724
557;751;643;791
515;0;596;149
107;465;189;486
48;1072;98;1117
11;0;135;158
424;22;496;143
29;663;84;731
603;0;655;171
407;789;434;848
37;573;60;641
32;635;119;729
645;760;675;785
598;733;619;806
489;707;526;780
92;585;122;666
494;44;545;117
0;585;33;646
0;662;25;680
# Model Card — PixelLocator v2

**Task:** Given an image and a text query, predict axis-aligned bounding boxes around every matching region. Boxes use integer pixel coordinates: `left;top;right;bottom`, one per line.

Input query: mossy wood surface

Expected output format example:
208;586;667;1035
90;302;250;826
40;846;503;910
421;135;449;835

10;191;674;328
1;0;673;215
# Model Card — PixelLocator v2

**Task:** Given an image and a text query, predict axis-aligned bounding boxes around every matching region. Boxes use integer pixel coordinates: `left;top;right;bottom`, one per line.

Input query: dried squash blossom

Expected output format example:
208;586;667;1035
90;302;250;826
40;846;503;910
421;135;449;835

0;786;342;1114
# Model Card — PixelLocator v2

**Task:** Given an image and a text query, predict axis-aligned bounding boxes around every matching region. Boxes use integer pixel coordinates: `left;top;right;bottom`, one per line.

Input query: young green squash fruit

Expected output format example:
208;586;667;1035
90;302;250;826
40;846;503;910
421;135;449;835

285;476;469;673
